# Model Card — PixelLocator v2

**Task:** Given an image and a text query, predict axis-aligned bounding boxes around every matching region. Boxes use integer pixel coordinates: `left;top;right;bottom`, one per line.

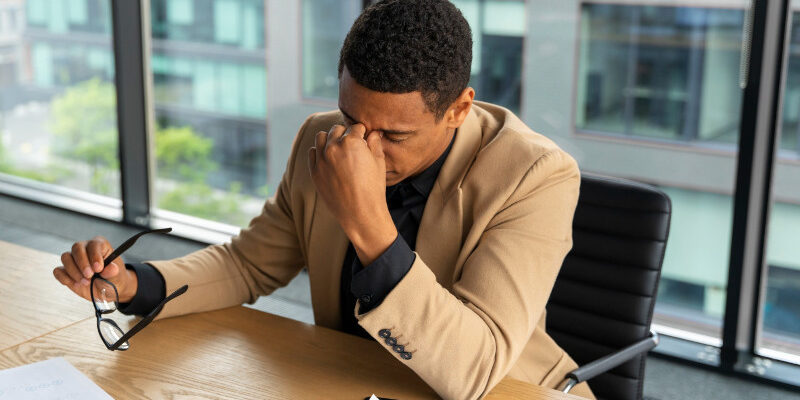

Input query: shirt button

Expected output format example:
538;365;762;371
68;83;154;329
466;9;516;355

360;295;371;304
378;329;391;338
400;352;412;360
385;337;397;346
393;344;405;353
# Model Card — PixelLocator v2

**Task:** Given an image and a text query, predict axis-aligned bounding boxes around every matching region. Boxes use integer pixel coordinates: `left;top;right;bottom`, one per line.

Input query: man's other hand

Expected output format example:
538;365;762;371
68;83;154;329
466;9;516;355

53;236;138;303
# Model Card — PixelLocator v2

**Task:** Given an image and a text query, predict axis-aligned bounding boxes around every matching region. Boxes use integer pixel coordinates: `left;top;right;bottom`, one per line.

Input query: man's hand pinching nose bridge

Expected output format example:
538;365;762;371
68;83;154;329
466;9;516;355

307;123;398;266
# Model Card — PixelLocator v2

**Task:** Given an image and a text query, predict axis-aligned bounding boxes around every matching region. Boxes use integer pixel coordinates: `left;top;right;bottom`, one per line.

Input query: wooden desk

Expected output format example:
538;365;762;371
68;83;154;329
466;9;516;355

0;241;88;350
0;241;583;399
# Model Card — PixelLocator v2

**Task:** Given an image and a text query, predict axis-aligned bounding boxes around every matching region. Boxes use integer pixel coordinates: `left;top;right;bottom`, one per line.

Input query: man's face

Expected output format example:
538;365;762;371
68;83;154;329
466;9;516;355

338;67;455;187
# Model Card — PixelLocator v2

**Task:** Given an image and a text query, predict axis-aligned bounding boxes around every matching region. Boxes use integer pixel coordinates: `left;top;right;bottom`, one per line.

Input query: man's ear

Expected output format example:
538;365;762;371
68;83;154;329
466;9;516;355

445;87;475;129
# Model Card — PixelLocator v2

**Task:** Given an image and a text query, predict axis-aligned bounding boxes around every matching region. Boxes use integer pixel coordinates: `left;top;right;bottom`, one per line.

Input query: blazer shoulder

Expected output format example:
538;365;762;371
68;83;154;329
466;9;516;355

287;110;343;164
468;102;579;190
295;110;343;145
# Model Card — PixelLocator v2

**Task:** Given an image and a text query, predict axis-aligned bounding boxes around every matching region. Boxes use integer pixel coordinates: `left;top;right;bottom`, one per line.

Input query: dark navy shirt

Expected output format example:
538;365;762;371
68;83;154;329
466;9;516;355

120;133;455;340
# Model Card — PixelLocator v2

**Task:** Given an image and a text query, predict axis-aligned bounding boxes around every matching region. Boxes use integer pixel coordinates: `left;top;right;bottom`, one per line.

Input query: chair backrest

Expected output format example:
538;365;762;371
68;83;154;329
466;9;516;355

546;173;671;400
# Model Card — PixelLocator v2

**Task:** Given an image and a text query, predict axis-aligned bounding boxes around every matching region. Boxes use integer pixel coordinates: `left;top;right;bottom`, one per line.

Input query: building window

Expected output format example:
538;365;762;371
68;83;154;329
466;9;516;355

575;4;743;146
453;0;525;115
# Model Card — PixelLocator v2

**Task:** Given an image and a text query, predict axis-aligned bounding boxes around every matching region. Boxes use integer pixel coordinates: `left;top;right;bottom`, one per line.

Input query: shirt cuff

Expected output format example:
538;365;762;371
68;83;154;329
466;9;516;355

350;235;415;313
117;263;166;317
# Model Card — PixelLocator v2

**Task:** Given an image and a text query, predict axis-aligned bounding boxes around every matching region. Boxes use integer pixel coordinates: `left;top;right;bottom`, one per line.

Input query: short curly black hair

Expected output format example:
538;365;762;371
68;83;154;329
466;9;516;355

338;0;473;120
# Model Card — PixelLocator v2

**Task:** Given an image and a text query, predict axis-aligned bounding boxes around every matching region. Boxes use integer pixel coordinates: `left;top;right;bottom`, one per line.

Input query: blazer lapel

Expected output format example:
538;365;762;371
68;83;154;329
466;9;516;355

416;107;483;284
307;194;349;330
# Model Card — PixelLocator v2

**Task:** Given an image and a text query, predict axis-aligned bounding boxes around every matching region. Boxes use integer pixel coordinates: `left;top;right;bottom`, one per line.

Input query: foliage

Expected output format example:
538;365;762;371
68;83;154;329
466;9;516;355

49;78;118;194
0;130;66;183
47;78;253;224
155;125;216;182
157;181;249;226
50;77;118;163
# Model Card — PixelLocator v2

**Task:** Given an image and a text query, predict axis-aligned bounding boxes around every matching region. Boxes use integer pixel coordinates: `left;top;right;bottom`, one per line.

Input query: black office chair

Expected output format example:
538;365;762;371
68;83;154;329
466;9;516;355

546;173;671;400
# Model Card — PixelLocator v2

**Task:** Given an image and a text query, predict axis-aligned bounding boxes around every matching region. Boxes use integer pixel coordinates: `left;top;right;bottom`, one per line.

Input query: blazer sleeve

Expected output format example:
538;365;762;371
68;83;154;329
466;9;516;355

355;150;580;400
147;116;315;320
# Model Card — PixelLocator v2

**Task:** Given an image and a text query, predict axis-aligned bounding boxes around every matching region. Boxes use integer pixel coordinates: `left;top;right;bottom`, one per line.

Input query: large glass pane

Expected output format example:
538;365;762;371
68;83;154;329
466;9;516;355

0;0;119;199
149;0;361;228
302;0;354;99
149;0;267;227
453;0;525;114
759;0;800;364
525;0;748;344
576;4;743;145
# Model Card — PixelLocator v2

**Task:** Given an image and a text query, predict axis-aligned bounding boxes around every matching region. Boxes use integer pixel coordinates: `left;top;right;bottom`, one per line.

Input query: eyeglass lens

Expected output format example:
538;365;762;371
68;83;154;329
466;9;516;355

92;278;130;350
98;320;129;350
92;278;117;313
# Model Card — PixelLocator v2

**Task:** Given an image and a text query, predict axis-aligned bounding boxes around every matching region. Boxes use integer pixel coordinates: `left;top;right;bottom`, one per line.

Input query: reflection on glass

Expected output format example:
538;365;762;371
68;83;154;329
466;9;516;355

576;4;743;144
781;11;800;155
521;1;748;343
0;0;119;198
760;3;800;363
302;0;352;99
149;0;267;227
453;0;525;114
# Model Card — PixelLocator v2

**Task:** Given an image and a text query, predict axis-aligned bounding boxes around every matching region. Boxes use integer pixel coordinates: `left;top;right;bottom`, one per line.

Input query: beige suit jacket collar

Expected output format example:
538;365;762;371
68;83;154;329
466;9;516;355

307;107;483;330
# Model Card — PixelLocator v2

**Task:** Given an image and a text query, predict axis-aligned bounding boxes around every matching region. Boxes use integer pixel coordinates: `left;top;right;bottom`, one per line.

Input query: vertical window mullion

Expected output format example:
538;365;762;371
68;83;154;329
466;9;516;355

722;0;789;370
111;0;152;226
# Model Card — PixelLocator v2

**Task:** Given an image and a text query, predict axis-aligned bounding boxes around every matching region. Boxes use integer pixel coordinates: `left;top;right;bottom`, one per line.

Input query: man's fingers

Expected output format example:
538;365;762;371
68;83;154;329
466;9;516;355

86;239;108;274
366;131;384;159
315;130;327;151
71;241;92;279
307;147;317;174
327;124;347;145
61;251;87;286
53;267;74;287
53;267;90;300
344;124;367;141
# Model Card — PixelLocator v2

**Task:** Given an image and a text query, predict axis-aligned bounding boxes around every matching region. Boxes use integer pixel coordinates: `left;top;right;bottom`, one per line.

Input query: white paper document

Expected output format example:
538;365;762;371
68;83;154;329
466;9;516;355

0;357;112;400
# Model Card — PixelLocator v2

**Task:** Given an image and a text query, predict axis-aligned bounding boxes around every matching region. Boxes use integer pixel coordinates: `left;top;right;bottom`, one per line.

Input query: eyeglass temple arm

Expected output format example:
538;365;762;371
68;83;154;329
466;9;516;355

103;228;172;266
108;284;188;351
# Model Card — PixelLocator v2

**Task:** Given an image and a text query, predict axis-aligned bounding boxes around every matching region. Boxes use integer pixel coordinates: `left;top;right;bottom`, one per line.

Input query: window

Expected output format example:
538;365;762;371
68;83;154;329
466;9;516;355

0;0;119;202
576;4;743;146
759;1;800;363
149;0;267;227
523;1;749;343
301;0;359;99
453;0;525;114
780;10;800;156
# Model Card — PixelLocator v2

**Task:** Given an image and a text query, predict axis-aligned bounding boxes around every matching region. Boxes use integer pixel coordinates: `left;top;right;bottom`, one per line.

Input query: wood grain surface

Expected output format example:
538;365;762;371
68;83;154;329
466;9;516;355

0;241;582;399
0;241;91;350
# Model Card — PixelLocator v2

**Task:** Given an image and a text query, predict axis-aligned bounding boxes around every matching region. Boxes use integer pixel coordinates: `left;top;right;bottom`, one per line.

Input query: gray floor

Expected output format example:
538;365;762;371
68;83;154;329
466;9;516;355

1;194;798;400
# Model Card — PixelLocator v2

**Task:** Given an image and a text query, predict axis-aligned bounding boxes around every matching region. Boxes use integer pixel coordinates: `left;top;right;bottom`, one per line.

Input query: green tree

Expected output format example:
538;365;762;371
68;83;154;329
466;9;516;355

155;125;217;182
153;124;250;225
48;78;251;225
49;78;118;194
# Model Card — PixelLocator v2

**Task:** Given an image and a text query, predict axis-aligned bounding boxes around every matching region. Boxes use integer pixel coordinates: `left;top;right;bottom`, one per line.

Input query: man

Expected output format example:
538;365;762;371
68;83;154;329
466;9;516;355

53;1;594;398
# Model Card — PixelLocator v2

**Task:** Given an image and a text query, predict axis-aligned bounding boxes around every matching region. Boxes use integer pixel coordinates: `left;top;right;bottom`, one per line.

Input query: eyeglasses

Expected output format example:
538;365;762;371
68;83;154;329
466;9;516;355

91;227;188;351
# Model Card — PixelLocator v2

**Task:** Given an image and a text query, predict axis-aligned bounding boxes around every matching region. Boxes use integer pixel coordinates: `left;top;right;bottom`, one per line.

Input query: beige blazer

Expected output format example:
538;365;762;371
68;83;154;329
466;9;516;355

149;101;594;399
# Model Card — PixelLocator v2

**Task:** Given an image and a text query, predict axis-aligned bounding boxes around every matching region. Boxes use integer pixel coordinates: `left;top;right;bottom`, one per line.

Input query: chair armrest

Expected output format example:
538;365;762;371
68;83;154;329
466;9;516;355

562;331;659;393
